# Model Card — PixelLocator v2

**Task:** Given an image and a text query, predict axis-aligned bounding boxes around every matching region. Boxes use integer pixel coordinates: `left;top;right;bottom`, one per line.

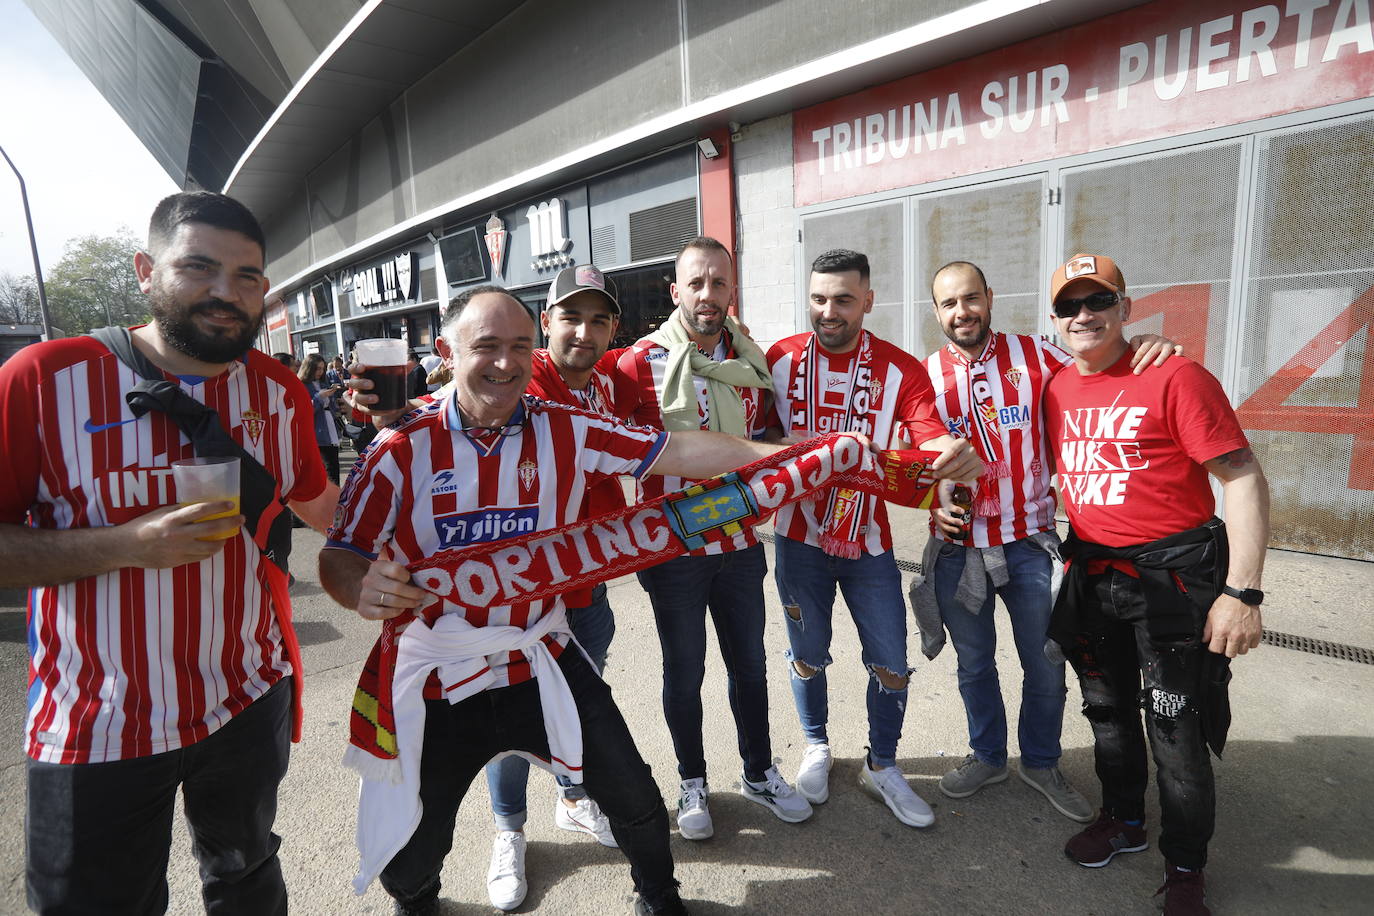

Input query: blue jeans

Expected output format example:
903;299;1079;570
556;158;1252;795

636;545;772;782
379;649;676;909
486;584;615;829
774;537;910;768
27;677;291;915
932;537;1067;769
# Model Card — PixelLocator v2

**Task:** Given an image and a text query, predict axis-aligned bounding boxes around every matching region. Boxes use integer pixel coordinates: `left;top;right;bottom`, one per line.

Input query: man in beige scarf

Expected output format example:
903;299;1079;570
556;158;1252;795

617;237;813;841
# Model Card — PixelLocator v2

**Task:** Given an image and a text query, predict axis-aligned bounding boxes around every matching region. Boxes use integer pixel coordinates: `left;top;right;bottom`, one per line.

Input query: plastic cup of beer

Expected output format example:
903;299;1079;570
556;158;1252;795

172;456;241;541
353;337;409;411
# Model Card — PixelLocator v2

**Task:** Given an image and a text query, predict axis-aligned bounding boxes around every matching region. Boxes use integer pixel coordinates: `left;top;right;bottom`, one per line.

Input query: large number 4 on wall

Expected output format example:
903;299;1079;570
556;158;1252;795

1235;287;1374;491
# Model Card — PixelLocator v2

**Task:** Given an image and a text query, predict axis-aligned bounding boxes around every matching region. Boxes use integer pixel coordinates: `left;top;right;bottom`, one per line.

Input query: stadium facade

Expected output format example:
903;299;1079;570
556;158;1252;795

26;0;1374;560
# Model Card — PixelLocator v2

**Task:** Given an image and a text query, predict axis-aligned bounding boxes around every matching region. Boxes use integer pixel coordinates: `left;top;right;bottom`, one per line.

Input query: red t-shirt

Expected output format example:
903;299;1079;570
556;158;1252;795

1044;350;1249;547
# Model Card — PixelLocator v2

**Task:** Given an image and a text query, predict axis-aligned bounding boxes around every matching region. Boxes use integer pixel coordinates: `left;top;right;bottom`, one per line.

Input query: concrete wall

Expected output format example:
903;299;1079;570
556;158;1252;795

734;113;797;350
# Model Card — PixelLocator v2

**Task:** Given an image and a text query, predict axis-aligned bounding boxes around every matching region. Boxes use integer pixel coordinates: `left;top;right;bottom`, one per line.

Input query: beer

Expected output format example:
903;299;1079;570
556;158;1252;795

951;483;973;537
182;496;242;541
171;456;241;542
363;364;408;411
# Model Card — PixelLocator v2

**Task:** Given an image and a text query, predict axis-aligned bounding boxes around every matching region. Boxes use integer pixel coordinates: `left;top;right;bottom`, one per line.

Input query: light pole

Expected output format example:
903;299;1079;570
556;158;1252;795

0;144;55;341
78;277;111;328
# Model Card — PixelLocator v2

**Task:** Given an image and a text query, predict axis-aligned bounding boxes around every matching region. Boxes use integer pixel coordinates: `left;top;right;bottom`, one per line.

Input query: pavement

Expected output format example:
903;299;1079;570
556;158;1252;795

2;476;1372;914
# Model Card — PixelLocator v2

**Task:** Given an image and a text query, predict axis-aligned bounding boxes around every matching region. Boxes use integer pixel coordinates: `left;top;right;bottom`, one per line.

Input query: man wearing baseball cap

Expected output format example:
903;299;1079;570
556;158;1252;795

481;264;629;910
1043;253;1270;915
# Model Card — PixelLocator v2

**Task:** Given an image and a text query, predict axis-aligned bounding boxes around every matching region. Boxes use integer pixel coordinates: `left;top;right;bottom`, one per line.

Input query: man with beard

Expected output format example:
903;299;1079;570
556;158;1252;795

616;237;813;840
765;249;981;828
0;191;336;914
480;264;627;910
915;261;1176;823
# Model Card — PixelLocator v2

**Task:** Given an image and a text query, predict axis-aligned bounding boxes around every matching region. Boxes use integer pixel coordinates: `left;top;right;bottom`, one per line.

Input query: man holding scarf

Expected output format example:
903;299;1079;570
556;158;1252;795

480;264;627;909
764;248;981;827
617;236;812;839
321;285;851;915
914;260;1178;823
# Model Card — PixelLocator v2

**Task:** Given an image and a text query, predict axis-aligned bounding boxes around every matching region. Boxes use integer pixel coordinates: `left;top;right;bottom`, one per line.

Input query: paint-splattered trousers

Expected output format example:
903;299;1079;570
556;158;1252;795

1067;568;1226;869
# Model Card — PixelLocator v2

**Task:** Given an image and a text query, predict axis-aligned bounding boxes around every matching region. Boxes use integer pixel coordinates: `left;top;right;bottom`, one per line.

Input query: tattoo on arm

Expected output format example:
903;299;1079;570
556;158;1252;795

1215;447;1255;469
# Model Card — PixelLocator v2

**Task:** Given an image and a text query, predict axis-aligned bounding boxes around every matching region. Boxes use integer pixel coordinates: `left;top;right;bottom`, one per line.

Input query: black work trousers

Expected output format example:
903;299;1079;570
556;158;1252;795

378;647;677;909
1068;570;1222;869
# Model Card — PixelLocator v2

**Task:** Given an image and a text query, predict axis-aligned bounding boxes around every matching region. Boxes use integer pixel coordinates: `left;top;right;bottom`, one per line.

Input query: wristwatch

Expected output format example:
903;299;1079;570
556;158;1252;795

1222;584;1264;606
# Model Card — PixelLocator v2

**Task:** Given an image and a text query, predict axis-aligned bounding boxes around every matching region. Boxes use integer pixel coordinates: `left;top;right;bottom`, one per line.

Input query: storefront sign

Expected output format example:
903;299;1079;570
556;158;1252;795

793;0;1374;205
526;198;573;270
344;251;420;309
485;213;508;278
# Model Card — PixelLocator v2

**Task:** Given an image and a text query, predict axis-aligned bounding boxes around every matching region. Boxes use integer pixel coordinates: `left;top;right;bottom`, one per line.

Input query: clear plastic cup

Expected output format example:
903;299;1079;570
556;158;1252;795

172;456;241;541
352;338;409;411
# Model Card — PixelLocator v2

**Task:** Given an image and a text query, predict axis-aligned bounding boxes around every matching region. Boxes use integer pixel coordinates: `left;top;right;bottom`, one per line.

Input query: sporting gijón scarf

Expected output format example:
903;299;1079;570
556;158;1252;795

349;433;939;764
786;331;878;558
951;332;1009;517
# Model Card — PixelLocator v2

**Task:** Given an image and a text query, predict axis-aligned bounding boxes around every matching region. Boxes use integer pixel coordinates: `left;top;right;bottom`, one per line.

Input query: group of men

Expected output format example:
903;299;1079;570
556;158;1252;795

0;190;1268;916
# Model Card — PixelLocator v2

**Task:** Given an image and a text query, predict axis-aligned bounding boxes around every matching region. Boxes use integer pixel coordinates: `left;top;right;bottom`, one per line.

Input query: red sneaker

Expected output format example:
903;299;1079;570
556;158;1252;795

1156;862;1211;915
1064;809;1148;867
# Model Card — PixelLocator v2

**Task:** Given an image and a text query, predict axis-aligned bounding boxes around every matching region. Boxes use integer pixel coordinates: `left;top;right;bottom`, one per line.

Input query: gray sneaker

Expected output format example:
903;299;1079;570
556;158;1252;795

1018;764;1095;823
938;754;1009;799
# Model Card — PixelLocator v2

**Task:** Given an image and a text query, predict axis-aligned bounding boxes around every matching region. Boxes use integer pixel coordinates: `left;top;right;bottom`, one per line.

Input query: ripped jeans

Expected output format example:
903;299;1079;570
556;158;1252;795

1067;570;1220;869
774;537;910;768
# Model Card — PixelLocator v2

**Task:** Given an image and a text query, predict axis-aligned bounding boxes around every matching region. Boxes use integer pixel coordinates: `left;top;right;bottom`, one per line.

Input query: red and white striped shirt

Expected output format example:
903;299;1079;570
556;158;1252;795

526;349;627;606
326;393;666;692
0;335;327;764
768;332;946;554
616;332;766;554
923;332;1072;548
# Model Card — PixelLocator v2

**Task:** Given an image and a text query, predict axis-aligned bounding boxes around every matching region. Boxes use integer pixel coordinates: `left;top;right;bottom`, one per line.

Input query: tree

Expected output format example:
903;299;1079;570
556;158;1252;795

45;229;146;336
0;272;40;325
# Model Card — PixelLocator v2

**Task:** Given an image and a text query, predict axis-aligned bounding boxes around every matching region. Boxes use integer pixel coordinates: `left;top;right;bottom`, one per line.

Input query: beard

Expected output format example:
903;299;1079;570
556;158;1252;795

681;307;725;338
149;288;263;364
944;316;990;351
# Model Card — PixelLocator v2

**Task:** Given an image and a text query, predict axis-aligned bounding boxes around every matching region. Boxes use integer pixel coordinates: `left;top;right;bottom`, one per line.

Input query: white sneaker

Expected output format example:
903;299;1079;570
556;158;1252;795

795;743;833;804
859;763;935;828
487;830;527;911
555;796;619;847
676;777;713;840
741;765;813;823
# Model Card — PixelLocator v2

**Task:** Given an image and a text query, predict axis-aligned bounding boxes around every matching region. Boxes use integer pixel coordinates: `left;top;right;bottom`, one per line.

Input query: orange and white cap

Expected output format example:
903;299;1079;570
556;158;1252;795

1050;253;1126;302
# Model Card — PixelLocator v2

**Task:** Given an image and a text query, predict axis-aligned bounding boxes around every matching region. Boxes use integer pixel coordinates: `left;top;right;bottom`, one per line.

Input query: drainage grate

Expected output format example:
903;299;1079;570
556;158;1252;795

1261;630;1374;666
757;534;1373;665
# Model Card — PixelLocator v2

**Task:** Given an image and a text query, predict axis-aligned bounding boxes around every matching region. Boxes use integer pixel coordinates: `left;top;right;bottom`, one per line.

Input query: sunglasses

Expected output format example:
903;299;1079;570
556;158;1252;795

1053;290;1120;319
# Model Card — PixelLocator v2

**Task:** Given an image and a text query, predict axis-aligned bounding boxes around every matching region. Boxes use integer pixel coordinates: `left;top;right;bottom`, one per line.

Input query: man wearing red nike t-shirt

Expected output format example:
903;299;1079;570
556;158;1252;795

1043;253;1269;916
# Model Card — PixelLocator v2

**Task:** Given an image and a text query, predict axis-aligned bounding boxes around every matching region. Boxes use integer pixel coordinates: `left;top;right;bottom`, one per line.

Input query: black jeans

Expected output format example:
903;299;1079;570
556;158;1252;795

379;648;676;909
26;677;292;915
636;545;772;782
1069;571;1216;868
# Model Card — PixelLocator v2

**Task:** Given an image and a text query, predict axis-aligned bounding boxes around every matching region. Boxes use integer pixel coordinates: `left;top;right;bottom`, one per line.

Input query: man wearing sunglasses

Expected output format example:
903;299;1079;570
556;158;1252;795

1043;253;1270;916
916;261;1178;825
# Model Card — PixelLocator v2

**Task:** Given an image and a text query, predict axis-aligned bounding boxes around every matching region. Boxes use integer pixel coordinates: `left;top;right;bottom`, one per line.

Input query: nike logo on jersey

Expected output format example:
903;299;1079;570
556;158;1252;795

83;416;139;433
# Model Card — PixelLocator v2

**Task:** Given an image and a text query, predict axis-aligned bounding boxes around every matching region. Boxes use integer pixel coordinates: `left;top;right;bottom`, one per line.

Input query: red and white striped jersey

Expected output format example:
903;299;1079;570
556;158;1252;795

326;393;666;691
616;332;766;554
768;332;946;554
923;332;1072;548
0;335;328;764
526;349;627;605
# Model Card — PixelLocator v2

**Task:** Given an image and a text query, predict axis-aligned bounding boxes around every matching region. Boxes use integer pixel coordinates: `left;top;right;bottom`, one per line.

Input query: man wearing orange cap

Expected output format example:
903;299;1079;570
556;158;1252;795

1043;254;1270;916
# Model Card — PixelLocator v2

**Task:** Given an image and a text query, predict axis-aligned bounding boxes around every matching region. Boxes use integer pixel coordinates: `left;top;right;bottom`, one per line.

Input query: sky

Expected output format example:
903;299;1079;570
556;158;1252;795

0;0;178;278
